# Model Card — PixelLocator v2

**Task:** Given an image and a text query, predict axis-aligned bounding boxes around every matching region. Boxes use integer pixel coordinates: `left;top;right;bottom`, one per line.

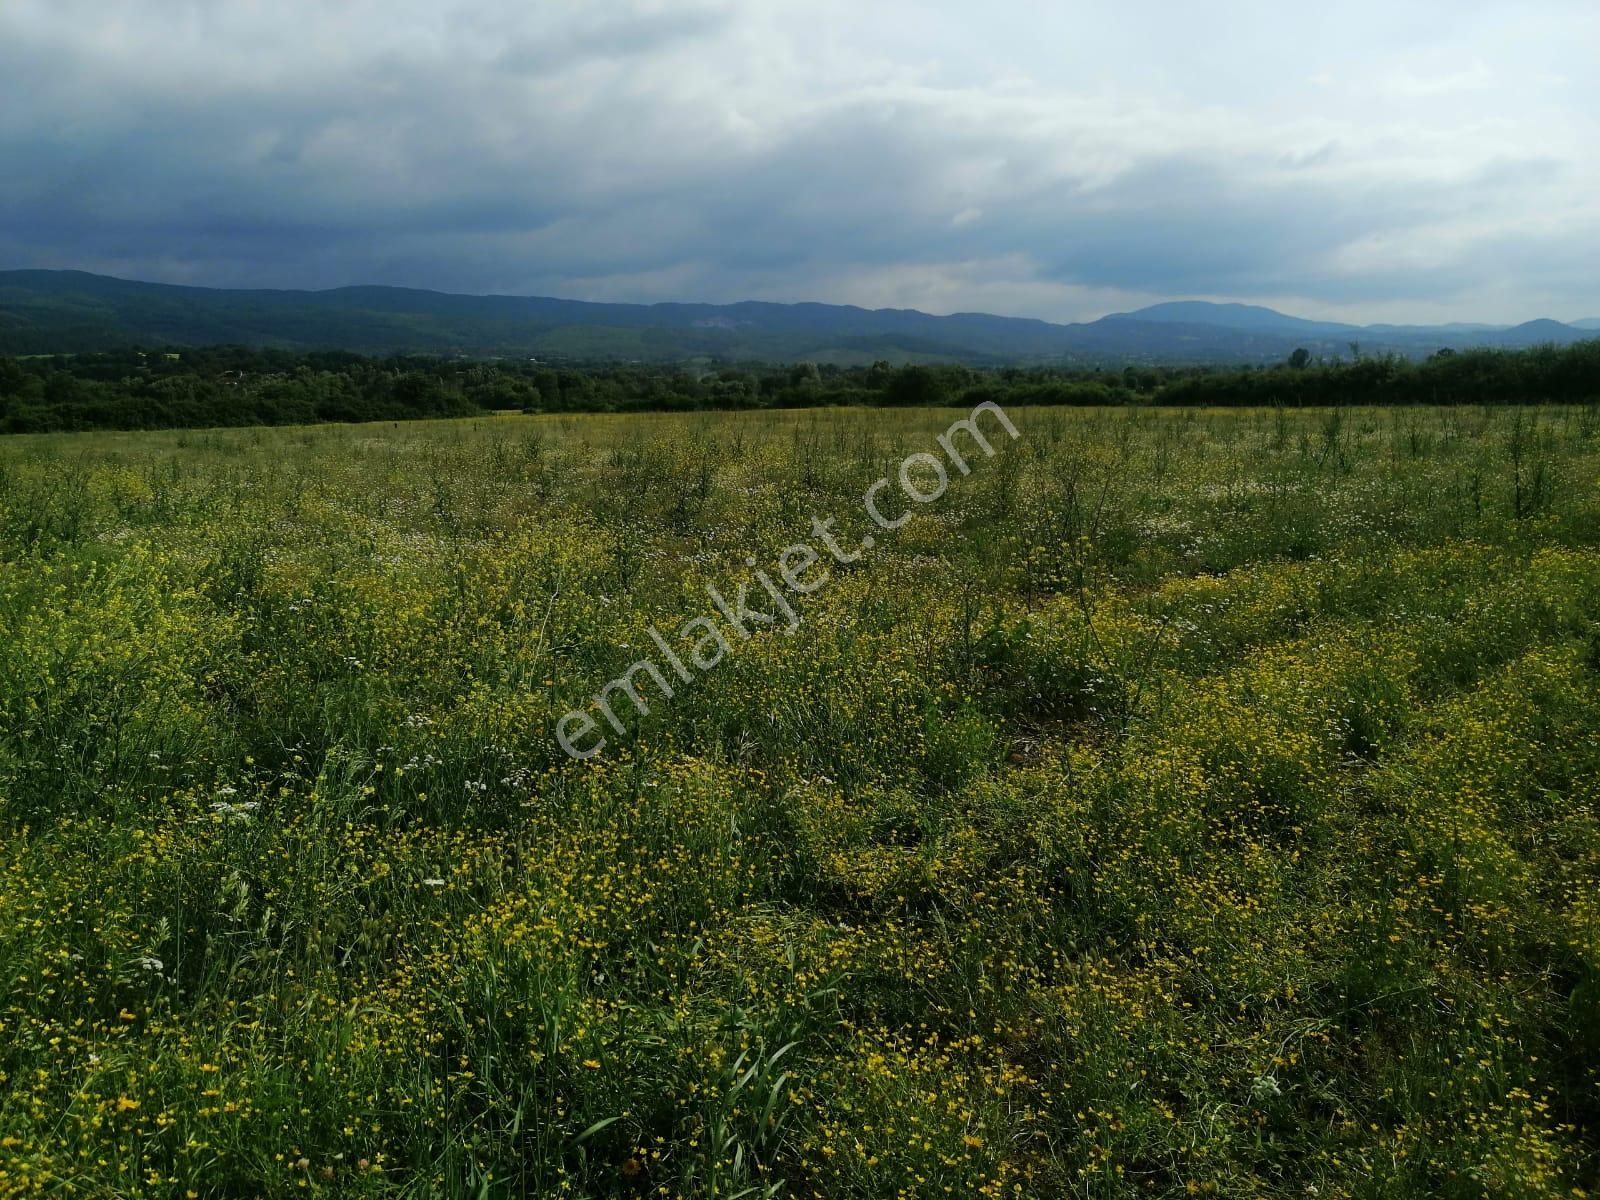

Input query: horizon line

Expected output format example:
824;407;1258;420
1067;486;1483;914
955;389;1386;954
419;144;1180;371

2;265;1596;332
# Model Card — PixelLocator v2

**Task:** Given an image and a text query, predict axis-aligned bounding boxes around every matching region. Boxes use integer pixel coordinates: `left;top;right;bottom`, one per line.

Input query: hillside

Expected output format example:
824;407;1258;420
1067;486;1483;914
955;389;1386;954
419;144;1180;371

0;270;1593;365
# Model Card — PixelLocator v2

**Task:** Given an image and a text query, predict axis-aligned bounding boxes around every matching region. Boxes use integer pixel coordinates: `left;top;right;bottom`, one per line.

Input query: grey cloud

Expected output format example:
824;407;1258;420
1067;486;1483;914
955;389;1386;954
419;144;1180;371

1;0;1596;322
495;3;733;74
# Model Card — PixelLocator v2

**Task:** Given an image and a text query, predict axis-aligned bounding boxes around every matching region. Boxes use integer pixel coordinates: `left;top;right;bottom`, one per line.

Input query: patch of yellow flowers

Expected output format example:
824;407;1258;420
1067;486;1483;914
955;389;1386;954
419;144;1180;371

1;405;1598;1196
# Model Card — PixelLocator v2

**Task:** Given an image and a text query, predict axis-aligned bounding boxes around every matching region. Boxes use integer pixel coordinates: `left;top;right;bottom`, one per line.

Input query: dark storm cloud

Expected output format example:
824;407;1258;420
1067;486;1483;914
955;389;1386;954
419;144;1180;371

2;0;1596;322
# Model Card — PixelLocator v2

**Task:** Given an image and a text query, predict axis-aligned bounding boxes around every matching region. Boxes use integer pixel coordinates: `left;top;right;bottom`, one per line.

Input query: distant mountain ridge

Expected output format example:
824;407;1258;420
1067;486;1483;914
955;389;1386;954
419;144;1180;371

0;269;1593;365
1105;300;1358;336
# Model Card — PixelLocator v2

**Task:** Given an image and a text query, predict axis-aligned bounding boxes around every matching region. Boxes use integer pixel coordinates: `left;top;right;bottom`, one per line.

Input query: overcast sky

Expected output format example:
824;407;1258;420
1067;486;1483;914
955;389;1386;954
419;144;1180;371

4;0;1597;323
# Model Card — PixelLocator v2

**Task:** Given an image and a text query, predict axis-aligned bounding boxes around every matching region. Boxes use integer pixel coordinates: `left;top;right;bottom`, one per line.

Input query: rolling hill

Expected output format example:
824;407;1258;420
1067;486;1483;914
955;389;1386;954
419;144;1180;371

0;269;1593;365
1102;300;1358;336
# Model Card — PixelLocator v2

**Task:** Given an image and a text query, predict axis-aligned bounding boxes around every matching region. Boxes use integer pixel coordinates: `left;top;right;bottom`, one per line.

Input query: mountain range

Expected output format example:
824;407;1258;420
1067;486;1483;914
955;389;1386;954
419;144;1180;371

1;269;1595;366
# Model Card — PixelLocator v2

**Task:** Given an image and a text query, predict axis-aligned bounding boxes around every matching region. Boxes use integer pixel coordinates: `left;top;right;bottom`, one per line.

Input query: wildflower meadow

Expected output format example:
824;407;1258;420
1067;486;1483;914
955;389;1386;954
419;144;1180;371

1;404;1597;1198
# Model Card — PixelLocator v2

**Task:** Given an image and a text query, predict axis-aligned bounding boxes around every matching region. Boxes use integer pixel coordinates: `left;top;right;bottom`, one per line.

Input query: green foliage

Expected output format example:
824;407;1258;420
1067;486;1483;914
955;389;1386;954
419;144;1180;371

3;339;1598;434
1;405;1599;1197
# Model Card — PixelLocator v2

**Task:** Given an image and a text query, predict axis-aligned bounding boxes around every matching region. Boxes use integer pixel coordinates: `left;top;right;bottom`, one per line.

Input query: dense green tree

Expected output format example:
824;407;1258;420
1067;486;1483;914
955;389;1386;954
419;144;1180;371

884;364;946;407
1;338;1596;433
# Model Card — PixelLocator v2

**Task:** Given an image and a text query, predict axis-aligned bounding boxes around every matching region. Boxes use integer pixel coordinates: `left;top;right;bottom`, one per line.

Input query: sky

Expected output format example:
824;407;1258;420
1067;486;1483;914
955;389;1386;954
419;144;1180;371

3;0;1597;325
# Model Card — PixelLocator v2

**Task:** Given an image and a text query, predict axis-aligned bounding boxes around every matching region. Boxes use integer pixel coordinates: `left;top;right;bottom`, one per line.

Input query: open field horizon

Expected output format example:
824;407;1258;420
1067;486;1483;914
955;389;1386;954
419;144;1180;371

2;404;1598;1197
10;0;1600;1193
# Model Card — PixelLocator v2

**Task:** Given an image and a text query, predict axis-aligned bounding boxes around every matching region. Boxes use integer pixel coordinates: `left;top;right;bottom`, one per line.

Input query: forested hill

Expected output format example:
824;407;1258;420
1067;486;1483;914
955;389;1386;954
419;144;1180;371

2;340;1597;434
2;269;1595;365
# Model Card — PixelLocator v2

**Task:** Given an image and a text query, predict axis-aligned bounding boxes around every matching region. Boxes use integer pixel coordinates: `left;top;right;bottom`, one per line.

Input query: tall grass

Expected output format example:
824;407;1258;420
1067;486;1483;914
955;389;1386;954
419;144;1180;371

0;405;1597;1197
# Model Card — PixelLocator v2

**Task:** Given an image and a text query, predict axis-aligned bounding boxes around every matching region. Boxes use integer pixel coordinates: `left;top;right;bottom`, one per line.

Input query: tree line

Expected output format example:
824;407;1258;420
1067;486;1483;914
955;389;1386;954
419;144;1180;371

1;340;1597;433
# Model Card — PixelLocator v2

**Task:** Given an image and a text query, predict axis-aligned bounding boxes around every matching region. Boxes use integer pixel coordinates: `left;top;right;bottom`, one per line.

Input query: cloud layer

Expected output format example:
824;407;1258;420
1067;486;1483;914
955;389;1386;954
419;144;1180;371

4;0;1597;323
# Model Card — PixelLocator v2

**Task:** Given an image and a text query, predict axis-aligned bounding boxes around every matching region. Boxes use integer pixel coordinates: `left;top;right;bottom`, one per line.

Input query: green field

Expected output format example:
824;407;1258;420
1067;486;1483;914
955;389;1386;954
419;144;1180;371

1;405;1598;1197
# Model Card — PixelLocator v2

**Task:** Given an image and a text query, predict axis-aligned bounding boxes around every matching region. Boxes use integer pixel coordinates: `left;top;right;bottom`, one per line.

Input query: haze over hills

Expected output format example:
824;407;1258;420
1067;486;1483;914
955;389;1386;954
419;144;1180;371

1101;301;1359;336
0;269;1594;366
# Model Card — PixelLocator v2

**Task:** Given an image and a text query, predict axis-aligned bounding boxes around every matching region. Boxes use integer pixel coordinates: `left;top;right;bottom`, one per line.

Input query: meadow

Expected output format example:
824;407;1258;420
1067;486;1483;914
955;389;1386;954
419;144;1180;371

0;403;1597;1198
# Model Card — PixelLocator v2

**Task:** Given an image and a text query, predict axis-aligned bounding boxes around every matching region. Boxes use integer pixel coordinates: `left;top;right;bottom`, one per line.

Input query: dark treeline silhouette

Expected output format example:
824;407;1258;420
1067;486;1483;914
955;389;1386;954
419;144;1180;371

2;340;1597;433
